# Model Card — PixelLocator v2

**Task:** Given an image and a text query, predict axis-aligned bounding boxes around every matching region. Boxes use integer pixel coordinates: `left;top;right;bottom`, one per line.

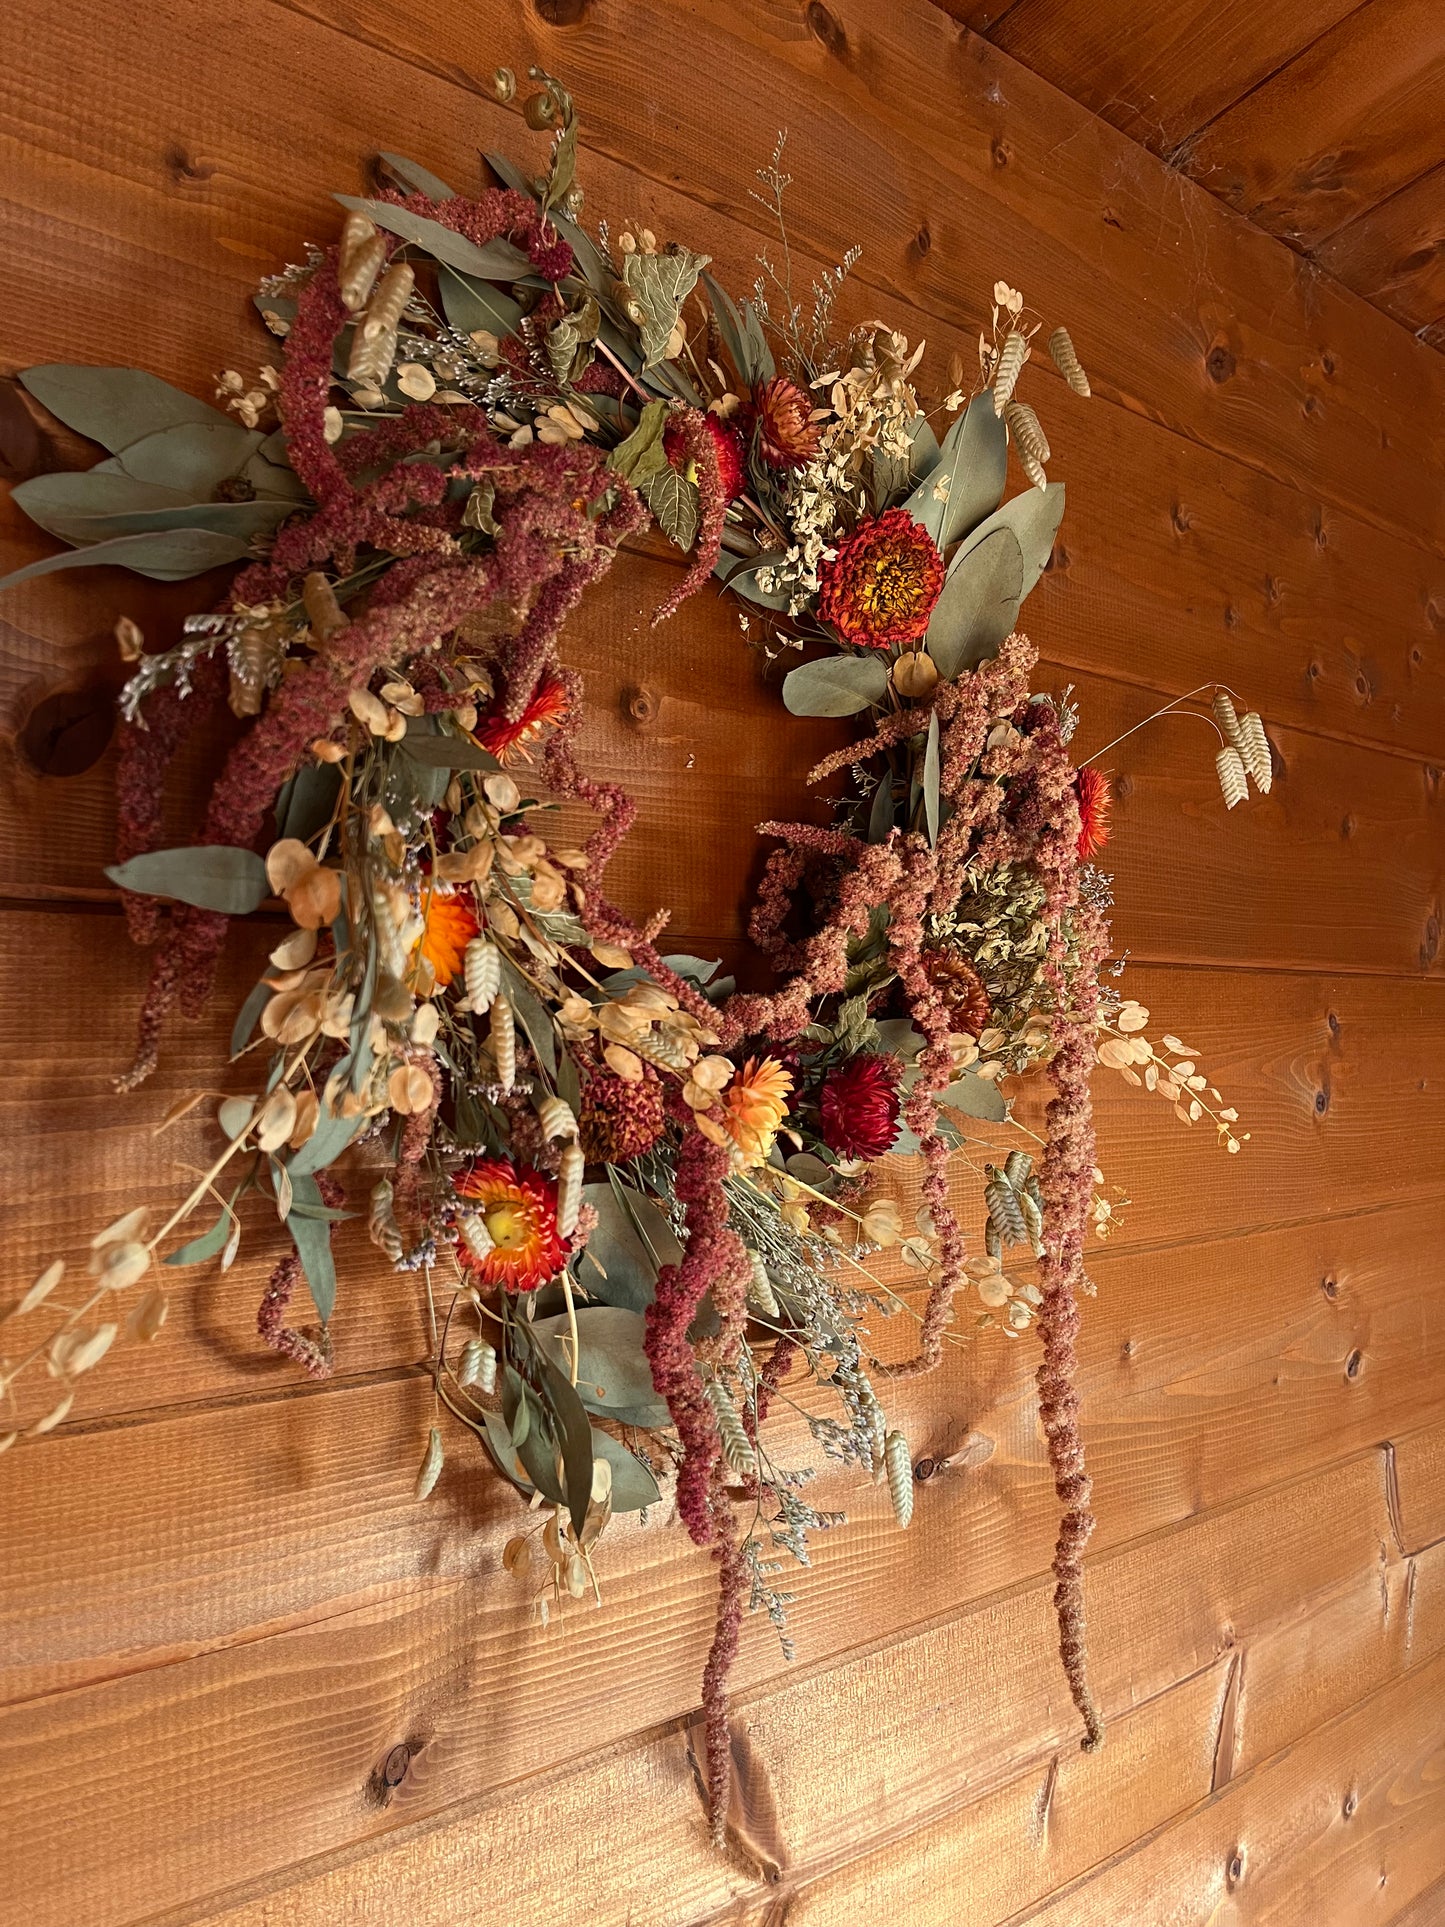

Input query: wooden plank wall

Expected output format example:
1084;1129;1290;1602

2;3;1443;1921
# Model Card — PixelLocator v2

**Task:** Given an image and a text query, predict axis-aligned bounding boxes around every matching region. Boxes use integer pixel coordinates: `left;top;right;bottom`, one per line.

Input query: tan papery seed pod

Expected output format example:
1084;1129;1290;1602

302;571;350;645
114;615;144;662
556;1140;585;1239
992;332;1028;416
458;1211;494;1263
414;1426;444;1500
128;1288;169;1342
466;940;504;1017
1018;448;1048;492
745;1248;780;1319
1216;745;1249;810
1238;712;1273;793
884;1430;914;1528
536;1095;578;1142
368;1178;403;1263
337;210;385;313
892;650;939;697
1048;326;1091;397
347;262;414;384
1212;690;1243;748
227;621;286;718
1004;399;1050;465
705;1378;758;1479
490;994;516;1092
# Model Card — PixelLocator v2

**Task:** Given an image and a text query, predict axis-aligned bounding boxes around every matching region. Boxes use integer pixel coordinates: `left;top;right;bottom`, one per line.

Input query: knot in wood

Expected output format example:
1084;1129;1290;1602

624;685;658;726
1205;343;1235;384
17;684;115;777
805;1;848;58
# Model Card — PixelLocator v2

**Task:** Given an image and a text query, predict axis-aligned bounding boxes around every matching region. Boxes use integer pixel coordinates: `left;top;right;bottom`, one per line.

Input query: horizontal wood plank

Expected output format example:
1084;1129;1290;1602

1317;163;1445;342
0;1449;1398;1926
1185;0;1445;251
1392;1419;1445;1552
1013;1645;1445;1925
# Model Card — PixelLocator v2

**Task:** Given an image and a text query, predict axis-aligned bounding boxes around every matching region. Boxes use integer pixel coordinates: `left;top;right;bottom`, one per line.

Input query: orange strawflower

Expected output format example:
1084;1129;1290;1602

719;1055;793;1167
454;1157;568;1293
418;888;479;986
476;678;570;762
1074;766;1112;860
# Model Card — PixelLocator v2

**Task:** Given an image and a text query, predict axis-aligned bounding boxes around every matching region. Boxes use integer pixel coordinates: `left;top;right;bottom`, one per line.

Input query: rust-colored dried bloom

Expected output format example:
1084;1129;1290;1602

818;1052;902;1160
1074;766;1111;860
476;677;570;762
817;509;944;650
921;948;992;1037
454;1157;568;1292
753;376;821;469
579;1065;666;1163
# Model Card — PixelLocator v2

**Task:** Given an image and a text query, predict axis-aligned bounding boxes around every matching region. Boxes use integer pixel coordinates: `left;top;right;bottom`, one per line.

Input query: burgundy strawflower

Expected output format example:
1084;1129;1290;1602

666;410;745;501
818;1052;903;1160
753;375;821;468
817;509;944;650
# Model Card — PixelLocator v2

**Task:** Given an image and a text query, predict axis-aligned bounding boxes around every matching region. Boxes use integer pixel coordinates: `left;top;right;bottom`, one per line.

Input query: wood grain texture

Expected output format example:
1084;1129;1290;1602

1185;0;1445;251
2;1;1443;1921
1318;162;1445;341
936;0;1363;155
0;1450;1410;1926
1013;1648;1445;1926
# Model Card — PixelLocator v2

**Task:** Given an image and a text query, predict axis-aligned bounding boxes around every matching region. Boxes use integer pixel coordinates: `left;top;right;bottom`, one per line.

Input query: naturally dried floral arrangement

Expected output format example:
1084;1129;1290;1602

0;73;1272;1838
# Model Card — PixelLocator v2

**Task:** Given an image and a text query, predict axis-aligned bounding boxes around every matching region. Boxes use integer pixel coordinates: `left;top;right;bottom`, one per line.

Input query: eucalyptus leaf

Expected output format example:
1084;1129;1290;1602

9;487;290;549
10;470;193;541
532;1343;597;1536
925;526;1025;678
873;1018;927;1062
590;1428;662;1512
939;1072;1009;1122
115;421;264;494
400;718;500;770
438;265;523;340
105;845;269;915
240;451;309;502
701;270;754;383
286;1177;337;1323
0;527;250;591
531;1306;666;1422
955;482;1066;604
163;1206;232;1267
715;550;793;611
742;302;776;383
575;1180;682;1312
480;1407;537;1496
904;392;1009;551
377;151;456;199
287;1099;363;1177
923;710;941;847
335;195;533;282
18;364;232;453
868;772;896;843
230;979;272;1057
278;762;343;844
499;955;558;1081
782;653;889;718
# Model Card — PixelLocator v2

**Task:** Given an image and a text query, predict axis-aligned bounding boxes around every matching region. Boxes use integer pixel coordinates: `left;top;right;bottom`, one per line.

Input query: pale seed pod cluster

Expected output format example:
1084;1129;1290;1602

705;1377;758;1479
337;210;385;313
885;1431;915;1529
414;1426;444;1500
992;332;1029;416
1213;692;1273;800
464;937;501;1014
1004;400;1050;491
458;1211;495;1264
745;1248;780;1319
1216;745;1249;810
489;993;516;1092
1048;325;1091;397
346;260;415;389
458;1337;498;1394
536;1095;578;1143
556;1140;585;1239
367;1177;403;1263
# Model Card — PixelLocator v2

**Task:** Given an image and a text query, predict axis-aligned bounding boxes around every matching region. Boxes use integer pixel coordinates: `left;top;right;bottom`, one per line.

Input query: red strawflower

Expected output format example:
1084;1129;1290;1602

818;1053;903;1161
1074;766;1112;860
817;509;945;650
753;376;821;469
665;412;745;501
454;1157;568;1292
476;678;570;761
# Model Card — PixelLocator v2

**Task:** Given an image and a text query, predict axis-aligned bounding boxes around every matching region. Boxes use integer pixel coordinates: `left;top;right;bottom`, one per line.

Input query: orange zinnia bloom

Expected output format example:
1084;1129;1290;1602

418;888;480;986
720;1055;793;1167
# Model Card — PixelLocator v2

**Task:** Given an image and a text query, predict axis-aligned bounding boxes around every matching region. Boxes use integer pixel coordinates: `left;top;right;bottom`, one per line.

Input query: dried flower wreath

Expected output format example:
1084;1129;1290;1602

0;71;1271;1839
